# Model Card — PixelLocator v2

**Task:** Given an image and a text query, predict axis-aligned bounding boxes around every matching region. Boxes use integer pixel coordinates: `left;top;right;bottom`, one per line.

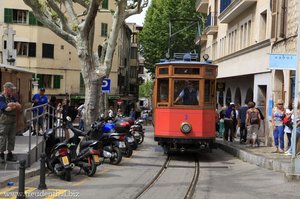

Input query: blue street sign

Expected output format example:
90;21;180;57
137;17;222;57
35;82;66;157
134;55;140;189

269;53;297;70
102;78;111;93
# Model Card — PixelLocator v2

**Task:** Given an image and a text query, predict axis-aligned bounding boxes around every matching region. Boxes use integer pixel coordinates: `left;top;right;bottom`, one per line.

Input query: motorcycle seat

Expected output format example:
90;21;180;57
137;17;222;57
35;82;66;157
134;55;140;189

80;140;99;149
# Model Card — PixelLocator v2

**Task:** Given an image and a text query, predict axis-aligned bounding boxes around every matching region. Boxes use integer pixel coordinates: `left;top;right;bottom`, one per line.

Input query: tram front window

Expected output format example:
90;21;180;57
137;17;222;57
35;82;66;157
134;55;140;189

174;80;199;105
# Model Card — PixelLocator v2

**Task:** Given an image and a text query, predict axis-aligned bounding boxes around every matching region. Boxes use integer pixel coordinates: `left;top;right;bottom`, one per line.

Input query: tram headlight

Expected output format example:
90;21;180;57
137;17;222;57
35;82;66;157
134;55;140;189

180;122;192;134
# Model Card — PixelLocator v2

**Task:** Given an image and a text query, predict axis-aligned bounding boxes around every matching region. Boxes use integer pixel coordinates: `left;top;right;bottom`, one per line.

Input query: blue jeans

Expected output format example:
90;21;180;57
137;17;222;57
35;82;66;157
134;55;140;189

273;125;284;150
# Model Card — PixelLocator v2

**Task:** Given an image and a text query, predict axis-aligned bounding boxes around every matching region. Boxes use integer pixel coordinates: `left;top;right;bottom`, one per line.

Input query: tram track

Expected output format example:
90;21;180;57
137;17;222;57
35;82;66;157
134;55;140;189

134;155;199;199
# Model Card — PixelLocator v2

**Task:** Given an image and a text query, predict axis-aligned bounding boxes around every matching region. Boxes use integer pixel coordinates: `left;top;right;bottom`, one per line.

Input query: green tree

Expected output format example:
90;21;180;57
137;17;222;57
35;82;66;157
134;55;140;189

139;0;203;74
139;80;153;97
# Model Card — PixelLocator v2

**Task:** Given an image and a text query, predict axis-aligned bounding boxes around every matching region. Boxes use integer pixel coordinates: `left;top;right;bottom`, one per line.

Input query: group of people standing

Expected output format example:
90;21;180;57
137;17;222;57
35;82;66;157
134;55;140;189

217;99;300;155
217;100;264;147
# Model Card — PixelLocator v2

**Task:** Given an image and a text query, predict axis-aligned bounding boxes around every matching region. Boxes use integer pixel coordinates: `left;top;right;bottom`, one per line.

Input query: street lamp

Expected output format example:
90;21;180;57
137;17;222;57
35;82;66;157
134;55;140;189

7;55;15;65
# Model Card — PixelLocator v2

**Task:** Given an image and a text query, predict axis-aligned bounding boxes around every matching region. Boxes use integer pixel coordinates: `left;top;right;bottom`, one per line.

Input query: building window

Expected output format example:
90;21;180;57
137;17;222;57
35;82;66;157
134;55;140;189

13;9;28;24
259;12;267;41
13;42;36;57
102;0;109;9
42;43;54;58
101;23;108;37
37;74;61;89
131;47;137;59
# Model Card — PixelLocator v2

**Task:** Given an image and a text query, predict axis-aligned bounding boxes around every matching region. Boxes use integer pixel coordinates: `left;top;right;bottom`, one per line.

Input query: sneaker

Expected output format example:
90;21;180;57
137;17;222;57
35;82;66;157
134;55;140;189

0;152;5;163
6;152;16;162
278;149;284;153
272;149;279;153
284;152;292;156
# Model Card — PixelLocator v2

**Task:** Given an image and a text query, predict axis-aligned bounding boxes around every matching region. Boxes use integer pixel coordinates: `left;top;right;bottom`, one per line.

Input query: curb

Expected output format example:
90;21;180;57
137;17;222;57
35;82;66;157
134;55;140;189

0;167;40;189
216;141;300;182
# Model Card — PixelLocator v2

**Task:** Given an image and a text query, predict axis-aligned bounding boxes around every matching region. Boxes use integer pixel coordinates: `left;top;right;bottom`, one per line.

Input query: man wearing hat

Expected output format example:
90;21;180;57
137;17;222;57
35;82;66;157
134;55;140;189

0;82;22;162
32;88;48;135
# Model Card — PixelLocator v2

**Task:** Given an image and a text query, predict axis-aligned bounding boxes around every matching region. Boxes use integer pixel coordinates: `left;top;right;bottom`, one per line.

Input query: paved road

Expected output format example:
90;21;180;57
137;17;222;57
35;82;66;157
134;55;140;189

1;125;300;199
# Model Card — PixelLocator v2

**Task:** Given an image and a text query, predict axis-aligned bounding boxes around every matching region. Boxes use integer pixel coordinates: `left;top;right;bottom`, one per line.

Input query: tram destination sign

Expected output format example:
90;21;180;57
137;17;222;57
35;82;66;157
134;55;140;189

269;53;297;70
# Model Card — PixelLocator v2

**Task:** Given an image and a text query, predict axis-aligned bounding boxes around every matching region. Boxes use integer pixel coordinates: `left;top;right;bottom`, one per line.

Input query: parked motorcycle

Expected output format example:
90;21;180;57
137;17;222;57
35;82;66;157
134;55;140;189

44;128;73;181
90;121;123;165
65;117;101;177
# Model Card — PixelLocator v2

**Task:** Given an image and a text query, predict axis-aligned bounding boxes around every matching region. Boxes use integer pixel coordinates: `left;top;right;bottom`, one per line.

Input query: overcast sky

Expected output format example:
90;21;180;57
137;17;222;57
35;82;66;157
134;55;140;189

126;0;151;26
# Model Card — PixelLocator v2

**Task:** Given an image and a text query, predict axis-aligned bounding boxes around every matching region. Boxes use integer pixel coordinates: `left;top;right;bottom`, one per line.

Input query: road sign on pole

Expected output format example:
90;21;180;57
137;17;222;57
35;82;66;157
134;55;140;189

101;78;111;93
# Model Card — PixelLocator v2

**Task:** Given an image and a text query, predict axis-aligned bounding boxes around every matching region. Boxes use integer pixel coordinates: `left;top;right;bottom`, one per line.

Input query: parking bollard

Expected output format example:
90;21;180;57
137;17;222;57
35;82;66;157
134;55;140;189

16;160;26;199
38;153;47;190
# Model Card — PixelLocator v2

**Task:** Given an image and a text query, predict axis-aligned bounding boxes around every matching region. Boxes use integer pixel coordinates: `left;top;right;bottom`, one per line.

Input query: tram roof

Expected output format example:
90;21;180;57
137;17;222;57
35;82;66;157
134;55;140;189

155;60;217;67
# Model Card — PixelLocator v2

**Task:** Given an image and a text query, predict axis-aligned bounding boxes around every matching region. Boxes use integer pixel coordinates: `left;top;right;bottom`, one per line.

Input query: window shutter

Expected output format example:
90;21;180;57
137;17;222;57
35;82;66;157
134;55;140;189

29;12;37;25
4;8;13;23
28;43;36;57
53;75;61;89
37;74;44;88
102;0;109;9
270;0;278;39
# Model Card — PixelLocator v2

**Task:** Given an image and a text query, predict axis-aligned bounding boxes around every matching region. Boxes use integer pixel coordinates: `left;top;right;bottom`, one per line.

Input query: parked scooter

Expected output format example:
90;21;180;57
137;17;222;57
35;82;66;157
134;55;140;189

65;117;101;177
89;121;123;165
44;127;73;181
128;118;145;145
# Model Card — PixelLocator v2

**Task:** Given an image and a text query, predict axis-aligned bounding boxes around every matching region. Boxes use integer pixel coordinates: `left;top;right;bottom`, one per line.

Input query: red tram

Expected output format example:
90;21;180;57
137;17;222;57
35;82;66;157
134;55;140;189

153;53;217;153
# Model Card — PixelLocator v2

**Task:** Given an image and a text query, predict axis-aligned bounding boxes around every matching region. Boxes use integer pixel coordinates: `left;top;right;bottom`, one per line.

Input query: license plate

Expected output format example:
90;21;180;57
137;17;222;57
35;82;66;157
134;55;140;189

127;137;135;142
118;141;126;148
93;155;100;163
62;156;69;165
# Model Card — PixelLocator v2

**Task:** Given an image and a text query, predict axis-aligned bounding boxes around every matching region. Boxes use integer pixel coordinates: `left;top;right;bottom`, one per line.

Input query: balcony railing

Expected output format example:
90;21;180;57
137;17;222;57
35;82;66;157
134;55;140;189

196;0;208;13
204;12;218;35
220;0;232;13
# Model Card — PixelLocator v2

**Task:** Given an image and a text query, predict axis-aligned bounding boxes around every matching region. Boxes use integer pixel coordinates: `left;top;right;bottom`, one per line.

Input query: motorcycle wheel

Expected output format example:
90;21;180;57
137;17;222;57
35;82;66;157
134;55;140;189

110;147;122;165
131;142;138;150
46;159;54;171
84;156;97;177
64;169;71;181
123;146;133;158
137;134;144;144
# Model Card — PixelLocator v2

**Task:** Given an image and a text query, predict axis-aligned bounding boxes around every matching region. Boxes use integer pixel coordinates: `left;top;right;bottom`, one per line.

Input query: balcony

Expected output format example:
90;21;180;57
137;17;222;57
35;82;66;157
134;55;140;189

196;0;208;13
195;34;207;45
219;0;257;23
203;12;218;35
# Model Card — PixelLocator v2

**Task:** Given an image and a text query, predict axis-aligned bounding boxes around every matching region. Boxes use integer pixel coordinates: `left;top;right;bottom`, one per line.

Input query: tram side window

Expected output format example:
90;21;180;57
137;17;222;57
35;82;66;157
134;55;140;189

157;79;169;102
174;80;199;105
204;80;214;103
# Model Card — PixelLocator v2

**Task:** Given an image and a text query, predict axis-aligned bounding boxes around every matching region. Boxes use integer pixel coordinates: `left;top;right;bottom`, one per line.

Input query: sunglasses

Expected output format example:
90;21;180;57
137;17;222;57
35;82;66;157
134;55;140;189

278;103;283;105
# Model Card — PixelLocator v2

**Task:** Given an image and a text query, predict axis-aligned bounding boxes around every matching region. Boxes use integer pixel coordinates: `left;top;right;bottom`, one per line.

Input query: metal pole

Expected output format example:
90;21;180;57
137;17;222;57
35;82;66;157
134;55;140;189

292;0;300;174
38;153;47;190
16;160;26;199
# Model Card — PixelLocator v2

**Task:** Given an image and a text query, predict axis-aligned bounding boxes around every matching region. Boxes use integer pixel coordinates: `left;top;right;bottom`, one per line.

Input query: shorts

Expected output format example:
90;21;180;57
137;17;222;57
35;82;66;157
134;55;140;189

33;112;44;126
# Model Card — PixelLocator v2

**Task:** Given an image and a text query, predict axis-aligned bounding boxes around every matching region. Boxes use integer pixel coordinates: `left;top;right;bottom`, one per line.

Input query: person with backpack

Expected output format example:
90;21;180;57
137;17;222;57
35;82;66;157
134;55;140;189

246;101;261;147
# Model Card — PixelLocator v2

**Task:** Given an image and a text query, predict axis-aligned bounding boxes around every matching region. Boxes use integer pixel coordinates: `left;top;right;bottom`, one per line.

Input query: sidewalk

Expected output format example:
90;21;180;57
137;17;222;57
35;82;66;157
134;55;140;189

216;138;300;181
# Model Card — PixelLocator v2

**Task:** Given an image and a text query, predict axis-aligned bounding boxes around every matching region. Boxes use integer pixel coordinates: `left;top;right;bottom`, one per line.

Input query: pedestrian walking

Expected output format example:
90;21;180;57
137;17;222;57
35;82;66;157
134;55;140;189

0;82;22;162
271;99;285;153
246;101;261;147
239;101;249;144
218;106;226;138
32;88;48;135
224;102;236;142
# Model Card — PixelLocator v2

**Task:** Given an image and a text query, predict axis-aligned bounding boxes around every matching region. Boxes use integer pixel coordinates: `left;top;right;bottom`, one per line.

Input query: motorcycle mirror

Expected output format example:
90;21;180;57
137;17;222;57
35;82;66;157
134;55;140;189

66;116;72;121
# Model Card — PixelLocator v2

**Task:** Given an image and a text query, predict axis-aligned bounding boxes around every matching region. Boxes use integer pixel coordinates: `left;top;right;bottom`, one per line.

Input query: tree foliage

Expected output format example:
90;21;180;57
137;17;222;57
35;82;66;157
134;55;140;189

139;80;153;97
139;0;203;74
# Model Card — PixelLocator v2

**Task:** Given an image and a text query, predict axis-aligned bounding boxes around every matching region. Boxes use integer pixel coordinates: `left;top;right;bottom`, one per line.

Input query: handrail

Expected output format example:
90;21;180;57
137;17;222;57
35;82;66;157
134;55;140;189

23;104;57;167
